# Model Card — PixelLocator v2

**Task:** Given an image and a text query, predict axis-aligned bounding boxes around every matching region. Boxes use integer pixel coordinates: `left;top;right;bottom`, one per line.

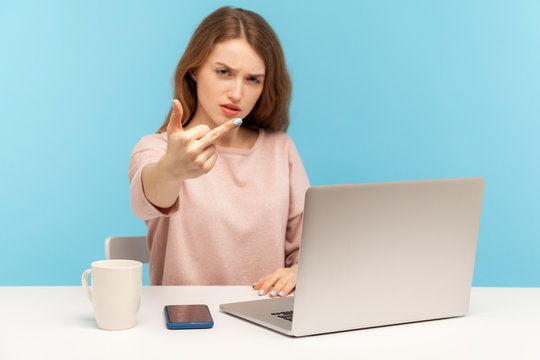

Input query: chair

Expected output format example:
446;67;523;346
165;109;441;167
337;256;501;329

105;236;149;263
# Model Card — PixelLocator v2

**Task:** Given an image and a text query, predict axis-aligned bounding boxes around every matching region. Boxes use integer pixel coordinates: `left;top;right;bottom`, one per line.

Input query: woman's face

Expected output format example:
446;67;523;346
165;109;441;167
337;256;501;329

191;38;265;127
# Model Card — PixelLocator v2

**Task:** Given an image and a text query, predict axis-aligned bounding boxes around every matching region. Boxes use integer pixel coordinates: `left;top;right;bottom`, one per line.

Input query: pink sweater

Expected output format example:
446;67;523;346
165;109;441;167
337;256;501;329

129;128;310;285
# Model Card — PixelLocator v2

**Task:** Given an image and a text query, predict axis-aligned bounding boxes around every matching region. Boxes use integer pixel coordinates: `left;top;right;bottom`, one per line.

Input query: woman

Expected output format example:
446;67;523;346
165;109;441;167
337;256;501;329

129;6;309;298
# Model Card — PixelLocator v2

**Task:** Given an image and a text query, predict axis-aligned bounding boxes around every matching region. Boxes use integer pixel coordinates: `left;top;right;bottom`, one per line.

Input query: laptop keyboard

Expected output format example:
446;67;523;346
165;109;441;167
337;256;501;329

271;310;293;322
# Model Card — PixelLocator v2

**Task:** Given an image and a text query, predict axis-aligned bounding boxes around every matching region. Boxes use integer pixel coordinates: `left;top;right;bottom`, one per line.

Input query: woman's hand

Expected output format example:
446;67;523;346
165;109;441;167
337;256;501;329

252;264;298;298
141;99;241;209
162;98;241;181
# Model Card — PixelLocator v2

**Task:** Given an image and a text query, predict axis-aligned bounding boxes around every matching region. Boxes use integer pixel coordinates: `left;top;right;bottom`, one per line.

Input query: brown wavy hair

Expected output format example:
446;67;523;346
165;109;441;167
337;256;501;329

157;6;292;133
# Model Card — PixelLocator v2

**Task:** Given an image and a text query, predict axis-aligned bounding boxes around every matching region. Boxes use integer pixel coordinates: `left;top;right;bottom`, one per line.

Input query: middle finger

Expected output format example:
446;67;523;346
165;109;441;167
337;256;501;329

196;118;242;151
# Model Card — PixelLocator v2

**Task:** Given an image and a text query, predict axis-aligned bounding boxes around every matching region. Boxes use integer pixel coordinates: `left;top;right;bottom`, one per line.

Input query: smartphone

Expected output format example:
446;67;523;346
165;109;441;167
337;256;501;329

164;304;214;329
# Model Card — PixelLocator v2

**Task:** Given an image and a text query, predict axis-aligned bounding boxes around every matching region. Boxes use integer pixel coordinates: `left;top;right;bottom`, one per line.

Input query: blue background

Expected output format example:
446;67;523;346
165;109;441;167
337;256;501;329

1;0;538;286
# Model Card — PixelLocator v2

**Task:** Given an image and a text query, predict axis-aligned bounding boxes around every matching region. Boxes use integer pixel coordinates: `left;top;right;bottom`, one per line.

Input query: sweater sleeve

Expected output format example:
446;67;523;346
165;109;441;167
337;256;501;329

128;134;179;221
284;136;310;267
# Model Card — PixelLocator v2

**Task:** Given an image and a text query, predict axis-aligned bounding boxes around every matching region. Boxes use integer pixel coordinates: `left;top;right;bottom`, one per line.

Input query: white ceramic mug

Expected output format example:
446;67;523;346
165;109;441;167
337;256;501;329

81;259;142;330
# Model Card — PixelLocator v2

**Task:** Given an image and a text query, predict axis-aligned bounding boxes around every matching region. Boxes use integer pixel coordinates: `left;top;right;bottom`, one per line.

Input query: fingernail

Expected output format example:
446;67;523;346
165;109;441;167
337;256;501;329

278;291;285;297
233;118;243;127
270;290;276;296
252;282;257;287
258;289;265;295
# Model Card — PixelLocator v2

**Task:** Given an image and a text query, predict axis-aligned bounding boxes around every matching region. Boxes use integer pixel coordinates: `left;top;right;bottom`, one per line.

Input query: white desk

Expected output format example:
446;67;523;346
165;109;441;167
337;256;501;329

0;286;538;359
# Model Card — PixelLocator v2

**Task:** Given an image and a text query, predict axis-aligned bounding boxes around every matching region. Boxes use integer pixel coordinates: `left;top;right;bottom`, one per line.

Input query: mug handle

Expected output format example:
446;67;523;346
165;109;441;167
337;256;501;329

81;269;92;303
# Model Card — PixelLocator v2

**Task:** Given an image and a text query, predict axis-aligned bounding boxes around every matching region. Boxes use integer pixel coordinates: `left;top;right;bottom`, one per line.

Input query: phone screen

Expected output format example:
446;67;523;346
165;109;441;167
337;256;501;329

164;305;213;329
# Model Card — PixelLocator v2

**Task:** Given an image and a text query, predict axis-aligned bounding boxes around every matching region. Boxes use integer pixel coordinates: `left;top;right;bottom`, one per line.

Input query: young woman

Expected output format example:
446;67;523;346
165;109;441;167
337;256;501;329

129;6;309;298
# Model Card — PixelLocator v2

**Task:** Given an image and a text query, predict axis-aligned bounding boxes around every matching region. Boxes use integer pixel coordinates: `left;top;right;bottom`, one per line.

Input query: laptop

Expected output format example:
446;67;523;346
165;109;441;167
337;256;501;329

220;177;485;337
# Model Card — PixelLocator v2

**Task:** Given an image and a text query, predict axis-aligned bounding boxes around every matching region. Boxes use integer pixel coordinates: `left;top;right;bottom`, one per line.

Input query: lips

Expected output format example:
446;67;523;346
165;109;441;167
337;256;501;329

220;103;241;117
221;103;241;111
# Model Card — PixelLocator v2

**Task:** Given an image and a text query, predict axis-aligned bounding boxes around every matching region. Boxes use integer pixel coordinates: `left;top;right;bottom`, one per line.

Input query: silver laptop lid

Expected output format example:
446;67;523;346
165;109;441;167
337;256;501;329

291;177;485;336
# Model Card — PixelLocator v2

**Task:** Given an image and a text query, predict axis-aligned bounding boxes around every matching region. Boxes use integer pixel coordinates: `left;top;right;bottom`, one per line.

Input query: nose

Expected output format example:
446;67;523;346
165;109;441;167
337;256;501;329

228;79;243;103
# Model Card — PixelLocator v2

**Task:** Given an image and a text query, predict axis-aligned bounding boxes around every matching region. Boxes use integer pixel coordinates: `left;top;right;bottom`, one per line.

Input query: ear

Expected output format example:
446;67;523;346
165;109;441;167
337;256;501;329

189;69;198;82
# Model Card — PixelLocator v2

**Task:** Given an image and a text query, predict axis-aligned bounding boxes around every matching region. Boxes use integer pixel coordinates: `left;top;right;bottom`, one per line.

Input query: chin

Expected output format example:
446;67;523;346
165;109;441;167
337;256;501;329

208;115;229;127
216;112;241;124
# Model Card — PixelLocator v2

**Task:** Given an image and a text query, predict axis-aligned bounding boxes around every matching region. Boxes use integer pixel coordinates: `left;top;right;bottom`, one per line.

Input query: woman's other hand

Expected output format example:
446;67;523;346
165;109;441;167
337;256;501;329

252;264;298;297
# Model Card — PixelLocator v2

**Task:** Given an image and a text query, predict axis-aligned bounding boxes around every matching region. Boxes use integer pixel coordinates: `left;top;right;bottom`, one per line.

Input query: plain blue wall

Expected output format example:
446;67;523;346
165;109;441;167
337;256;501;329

1;0;538;286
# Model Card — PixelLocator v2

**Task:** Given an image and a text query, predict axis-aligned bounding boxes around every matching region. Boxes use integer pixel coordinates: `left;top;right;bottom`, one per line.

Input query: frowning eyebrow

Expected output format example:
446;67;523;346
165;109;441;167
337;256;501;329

214;62;265;78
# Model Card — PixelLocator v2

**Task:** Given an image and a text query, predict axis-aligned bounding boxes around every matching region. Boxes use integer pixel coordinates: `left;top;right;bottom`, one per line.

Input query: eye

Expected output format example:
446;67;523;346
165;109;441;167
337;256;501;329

248;77;261;84
217;69;229;76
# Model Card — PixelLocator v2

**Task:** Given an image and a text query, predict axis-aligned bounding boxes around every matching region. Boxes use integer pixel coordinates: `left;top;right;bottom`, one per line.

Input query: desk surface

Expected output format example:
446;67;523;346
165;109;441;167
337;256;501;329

1;286;538;360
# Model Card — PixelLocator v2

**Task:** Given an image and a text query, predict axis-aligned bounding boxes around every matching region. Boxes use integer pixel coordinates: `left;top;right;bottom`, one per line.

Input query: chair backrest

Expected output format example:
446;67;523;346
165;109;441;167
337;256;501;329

105;236;149;263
